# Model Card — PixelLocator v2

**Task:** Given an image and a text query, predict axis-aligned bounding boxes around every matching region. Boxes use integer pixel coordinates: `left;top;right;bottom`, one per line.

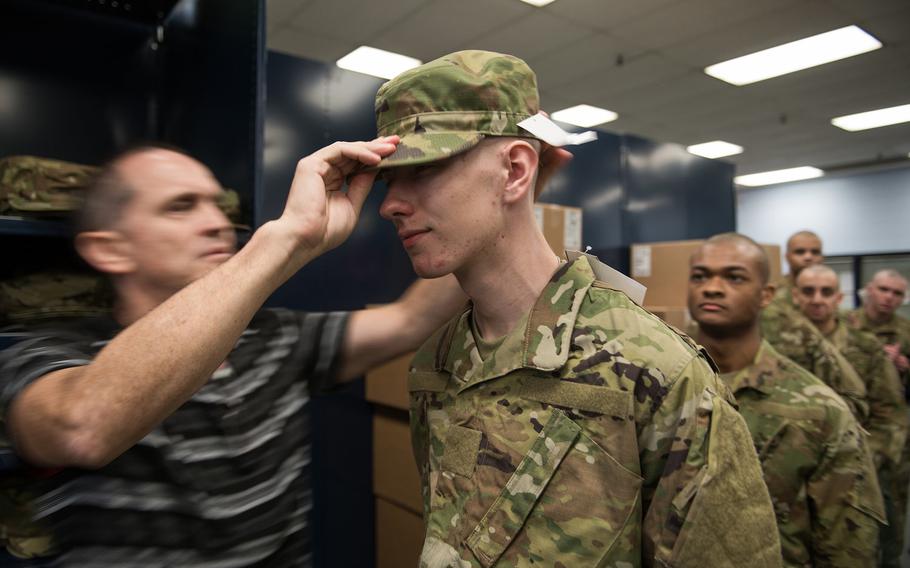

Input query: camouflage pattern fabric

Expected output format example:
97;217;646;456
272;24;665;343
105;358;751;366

846;309;910;396
845;309;910;568
826;319;908;466
719;340;885;567
761;301;869;422
407;256;781;567
0;271;112;325
373;50;541;170
769;276;796;313
0;156;98;216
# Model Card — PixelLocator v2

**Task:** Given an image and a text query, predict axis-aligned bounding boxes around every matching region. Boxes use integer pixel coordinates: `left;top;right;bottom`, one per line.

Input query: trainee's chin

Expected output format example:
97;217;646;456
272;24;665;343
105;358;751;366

409;255;455;279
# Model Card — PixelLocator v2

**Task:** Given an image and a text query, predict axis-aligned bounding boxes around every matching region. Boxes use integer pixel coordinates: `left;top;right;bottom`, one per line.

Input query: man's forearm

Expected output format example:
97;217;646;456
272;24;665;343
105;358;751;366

11;221;314;467
339;275;466;381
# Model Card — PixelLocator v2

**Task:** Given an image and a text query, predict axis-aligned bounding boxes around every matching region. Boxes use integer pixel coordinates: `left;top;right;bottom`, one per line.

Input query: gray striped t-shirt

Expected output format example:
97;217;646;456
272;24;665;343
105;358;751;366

0;308;349;567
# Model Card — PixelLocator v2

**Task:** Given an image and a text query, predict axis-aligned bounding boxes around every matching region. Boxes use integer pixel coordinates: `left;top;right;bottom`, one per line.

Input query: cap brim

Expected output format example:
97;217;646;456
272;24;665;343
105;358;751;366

371;131;485;170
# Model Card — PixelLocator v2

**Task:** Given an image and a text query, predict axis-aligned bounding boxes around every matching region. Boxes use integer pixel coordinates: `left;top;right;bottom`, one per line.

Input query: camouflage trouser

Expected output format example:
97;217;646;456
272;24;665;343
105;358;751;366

880;422;910;567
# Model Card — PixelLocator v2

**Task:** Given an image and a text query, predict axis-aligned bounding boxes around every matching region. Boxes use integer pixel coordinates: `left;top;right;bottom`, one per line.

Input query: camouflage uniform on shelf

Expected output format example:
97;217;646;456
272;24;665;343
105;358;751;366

761;300;869;422
846;308;910;567
407;256;782;567
719;340;885;567
0;271;112;327
0;156;98;217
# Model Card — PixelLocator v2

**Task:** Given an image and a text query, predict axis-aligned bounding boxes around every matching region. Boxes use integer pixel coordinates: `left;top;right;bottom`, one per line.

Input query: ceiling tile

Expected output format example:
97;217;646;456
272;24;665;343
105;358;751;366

665;4;853;67
611;0;795;51
268;27;355;63
266;0;315;33
544;0;676;31
523;32;631;92
370;0;532;62
288;0;428;42
468;10;588;62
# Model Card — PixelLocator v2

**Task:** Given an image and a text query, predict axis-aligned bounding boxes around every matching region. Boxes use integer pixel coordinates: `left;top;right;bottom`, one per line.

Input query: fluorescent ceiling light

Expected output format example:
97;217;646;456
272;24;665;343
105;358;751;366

831;103;910;132
735;166;824;187
705;25;881;86
687;140;744;159
519;0;557;5
551;104;617;128
336;46;421;80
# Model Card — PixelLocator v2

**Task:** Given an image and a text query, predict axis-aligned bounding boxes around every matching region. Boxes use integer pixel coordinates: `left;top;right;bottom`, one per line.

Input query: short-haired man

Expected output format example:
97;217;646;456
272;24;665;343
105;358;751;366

760;235;867;421
770;230;824;312
0;141;468;564
688;233;885;567
372;50;781;567
793;264;908;566
847;269;910;568
848;270;910;387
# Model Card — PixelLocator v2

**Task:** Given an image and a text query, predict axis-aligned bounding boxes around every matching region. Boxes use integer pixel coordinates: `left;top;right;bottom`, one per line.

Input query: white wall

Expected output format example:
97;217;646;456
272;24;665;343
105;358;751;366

737;165;910;268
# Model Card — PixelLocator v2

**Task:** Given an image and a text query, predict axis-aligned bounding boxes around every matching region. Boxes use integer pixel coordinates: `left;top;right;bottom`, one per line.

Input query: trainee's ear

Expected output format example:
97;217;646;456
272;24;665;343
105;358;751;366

75;231;136;275
760;283;775;308
502;140;540;204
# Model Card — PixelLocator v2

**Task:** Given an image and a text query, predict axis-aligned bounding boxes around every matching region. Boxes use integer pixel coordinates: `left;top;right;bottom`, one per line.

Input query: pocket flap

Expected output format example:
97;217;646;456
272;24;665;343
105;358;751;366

465;410;580;567
408;370;449;393
441;426;483;478
520;377;632;418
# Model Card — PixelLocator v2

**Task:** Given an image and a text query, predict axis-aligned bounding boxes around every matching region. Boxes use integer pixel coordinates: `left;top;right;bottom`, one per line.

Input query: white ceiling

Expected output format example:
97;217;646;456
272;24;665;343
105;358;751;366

267;0;910;176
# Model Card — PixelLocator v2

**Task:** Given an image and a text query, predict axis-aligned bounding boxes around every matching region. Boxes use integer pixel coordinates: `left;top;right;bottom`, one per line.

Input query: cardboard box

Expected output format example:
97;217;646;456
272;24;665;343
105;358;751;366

631;239;781;307
365;352;413;411
376;497;425;568
534;202;583;256
373;411;423;514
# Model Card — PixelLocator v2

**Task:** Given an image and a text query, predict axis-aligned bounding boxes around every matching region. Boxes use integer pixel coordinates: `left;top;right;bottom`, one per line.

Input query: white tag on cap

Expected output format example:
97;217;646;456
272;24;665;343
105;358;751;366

565;250;647;305
518;113;598;146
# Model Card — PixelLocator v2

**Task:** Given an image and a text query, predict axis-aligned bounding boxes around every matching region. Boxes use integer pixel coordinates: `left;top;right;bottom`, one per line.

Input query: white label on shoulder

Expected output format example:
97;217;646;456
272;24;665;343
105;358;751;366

518;114;598;146
567;250;647;305
564;209;582;251
632;245;652;278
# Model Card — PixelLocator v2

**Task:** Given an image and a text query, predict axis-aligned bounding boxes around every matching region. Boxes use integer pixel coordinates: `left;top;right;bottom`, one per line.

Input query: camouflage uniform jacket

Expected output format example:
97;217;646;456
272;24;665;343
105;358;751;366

761;301;869;422
769;276;796;313
720;341;885;567
826;318;908;466
408;256;782;568
846;309;910;395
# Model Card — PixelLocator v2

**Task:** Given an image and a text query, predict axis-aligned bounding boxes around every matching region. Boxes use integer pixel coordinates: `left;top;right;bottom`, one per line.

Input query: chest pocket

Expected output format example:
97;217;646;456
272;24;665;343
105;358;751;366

463;379;641;567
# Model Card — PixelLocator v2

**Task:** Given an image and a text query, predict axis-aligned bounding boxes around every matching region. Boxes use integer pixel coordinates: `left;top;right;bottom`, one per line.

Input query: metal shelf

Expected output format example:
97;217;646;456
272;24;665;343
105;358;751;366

0;216;70;237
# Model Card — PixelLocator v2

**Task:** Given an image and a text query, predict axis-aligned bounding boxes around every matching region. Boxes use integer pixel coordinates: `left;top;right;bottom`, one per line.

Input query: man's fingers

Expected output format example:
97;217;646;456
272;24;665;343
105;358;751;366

319;138;399;170
346;170;378;216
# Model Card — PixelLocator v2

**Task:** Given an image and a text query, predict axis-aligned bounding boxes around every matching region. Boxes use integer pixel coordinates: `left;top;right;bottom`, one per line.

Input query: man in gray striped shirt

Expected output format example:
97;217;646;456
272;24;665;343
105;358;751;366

0;137;468;566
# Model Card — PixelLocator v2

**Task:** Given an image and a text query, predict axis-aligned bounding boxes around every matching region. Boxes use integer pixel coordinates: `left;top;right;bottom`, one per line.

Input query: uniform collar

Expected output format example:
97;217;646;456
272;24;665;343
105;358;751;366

858;308;898;332
720;340;782;396
440;256;596;391
825;317;849;351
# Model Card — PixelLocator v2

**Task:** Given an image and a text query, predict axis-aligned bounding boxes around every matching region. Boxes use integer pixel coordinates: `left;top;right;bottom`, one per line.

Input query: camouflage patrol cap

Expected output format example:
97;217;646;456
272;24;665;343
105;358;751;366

373;50;540;169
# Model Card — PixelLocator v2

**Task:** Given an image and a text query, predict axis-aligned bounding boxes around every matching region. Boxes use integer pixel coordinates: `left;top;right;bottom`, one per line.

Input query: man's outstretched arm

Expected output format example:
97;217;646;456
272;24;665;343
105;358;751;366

6;138;399;469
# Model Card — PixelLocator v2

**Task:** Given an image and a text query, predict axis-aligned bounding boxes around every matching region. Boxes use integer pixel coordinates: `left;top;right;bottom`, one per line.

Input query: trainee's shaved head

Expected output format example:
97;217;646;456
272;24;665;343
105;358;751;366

870;269;909;288
798;264;839;289
786;230;821;251
699;232;770;285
